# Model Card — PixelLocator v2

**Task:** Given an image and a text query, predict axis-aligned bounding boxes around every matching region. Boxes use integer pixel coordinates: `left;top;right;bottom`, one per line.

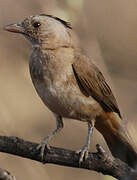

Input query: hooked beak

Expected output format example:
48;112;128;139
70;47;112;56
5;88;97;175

4;23;24;34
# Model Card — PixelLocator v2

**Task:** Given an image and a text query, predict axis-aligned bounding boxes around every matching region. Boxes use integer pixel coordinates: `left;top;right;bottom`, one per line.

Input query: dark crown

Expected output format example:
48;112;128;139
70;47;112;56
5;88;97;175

40;14;72;29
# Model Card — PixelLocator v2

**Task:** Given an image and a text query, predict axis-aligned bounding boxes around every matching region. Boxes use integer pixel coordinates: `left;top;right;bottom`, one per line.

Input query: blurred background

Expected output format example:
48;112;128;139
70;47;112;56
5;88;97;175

0;0;137;179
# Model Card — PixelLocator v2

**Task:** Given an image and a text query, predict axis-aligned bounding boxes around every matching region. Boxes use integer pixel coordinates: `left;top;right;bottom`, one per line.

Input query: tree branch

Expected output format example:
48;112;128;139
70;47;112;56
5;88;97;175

0;136;136;180
0;168;16;180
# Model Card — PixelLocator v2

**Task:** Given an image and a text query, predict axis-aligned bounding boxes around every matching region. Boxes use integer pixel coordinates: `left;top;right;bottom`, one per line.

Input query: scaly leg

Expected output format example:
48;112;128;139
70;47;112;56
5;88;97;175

37;114;63;161
77;121;94;163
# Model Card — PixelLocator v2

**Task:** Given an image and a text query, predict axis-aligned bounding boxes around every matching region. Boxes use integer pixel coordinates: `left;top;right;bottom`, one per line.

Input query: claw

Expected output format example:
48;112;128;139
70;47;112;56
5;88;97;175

76;122;94;164
37;136;51;162
36;115;64;162
76;145;89;163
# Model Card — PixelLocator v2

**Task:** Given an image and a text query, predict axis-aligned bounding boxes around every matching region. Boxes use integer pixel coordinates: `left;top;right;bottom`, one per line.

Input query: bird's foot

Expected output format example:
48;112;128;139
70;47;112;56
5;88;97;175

37;136;51;162
76;145;89;163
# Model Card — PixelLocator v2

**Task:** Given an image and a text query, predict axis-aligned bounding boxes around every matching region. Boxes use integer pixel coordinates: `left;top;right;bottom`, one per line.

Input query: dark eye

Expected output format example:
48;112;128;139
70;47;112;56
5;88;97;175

33;22;41;28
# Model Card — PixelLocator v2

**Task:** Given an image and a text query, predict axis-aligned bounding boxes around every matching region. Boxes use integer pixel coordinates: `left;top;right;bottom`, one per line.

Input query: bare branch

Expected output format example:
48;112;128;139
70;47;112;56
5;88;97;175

0;168;16;180
0;136;136;180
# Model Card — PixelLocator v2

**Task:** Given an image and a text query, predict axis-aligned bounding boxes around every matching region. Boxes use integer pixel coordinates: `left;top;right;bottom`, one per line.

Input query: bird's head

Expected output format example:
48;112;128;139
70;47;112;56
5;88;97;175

4;14;73;49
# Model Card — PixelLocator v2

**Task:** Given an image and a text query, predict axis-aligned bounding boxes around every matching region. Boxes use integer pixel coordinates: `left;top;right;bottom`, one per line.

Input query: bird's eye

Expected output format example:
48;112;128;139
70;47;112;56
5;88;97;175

33;22;41;28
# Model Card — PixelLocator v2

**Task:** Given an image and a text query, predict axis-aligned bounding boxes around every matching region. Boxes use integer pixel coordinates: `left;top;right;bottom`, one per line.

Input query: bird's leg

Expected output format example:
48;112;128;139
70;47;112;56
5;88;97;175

77;121;95;163
37;114;63;161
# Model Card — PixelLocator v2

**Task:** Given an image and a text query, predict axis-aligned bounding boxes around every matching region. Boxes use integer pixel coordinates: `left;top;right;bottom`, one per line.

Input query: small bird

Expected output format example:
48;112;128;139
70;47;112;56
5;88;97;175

4;14;137;168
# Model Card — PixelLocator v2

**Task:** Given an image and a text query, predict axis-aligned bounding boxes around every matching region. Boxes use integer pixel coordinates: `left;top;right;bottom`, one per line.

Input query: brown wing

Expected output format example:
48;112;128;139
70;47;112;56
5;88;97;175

72;57;121;118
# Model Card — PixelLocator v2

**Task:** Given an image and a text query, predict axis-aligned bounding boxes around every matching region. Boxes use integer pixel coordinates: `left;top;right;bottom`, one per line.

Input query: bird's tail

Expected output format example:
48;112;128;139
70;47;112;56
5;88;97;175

95;112;137;169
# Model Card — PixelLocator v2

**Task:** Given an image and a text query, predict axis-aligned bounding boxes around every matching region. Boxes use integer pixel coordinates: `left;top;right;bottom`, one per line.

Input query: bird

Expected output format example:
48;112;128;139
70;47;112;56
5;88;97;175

4;14;137;168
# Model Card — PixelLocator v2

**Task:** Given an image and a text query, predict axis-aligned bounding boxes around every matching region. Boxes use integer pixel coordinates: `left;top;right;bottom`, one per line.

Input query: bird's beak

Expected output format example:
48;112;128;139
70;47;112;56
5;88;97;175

4;23;24;34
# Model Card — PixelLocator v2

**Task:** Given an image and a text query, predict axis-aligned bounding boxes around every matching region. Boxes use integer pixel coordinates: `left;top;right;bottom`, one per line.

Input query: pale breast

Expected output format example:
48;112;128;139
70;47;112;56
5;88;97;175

29;48;103;121
32;72;103;122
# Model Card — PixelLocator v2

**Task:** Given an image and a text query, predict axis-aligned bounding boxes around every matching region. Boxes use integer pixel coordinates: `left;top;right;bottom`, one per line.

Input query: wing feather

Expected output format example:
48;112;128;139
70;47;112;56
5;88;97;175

72;57;121;118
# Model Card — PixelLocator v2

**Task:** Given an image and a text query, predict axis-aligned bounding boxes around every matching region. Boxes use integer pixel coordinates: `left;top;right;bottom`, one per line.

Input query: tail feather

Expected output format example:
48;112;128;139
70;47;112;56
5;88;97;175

95;112;137;169
105;131;137;168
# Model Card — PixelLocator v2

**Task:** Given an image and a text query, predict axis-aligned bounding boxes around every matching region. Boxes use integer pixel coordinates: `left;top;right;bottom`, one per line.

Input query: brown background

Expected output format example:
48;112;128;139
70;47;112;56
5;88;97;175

0;0;137;179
